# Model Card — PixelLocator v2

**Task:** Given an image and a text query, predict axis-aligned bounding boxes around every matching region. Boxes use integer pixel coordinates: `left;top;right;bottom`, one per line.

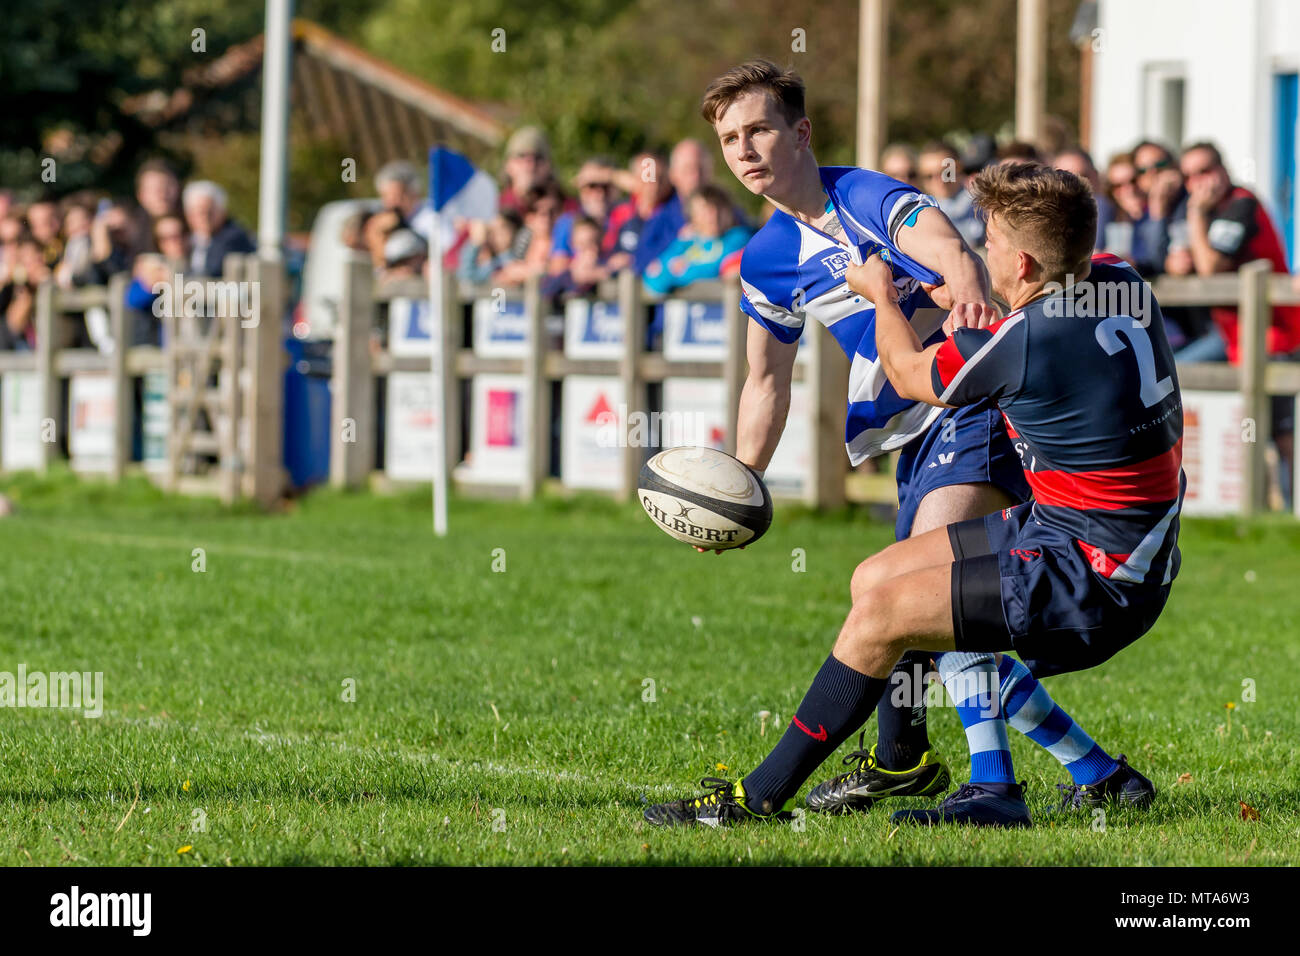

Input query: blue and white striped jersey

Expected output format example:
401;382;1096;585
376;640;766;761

739;166;949;462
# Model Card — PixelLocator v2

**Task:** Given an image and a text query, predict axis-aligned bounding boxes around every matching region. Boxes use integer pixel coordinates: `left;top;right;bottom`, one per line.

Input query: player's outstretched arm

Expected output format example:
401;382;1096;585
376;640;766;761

736;319;797;472
846;255;965;407
894;207;993;326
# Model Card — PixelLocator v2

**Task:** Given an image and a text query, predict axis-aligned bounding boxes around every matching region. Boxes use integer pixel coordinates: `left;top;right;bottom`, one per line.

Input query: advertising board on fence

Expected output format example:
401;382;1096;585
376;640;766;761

68;372;115;473
1;371;43;471
459;373;527;485
660;376;809;498
561;376;625;490
142;370;169;473
385;371;438;482
389;297;433;357
662;299;808;364
564;300;623;359
471;298;528;358
1180;389;1244;516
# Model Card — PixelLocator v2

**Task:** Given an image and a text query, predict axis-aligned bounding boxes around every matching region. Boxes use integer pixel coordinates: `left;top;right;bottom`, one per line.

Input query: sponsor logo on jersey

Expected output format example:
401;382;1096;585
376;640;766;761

821;249;854;279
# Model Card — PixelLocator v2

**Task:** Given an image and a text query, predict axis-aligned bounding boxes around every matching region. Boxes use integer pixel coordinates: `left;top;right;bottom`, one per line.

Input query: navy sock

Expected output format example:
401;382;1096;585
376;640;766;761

742;655;888;814
875;651;931;770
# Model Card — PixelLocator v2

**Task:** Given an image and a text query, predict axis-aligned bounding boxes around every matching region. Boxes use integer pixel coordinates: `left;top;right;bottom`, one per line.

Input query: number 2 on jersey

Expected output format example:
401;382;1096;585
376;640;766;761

1094;316;1175;408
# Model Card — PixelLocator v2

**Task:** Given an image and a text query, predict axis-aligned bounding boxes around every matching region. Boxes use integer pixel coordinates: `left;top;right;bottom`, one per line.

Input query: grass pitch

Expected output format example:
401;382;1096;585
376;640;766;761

1;470;1296;866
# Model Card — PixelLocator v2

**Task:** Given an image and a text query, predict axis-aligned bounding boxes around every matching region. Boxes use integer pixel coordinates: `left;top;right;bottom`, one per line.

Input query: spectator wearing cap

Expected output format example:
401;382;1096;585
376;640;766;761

500;126;556;216
381;228;428;280
548;158;619;277
918;140;984;250
182;181;254;277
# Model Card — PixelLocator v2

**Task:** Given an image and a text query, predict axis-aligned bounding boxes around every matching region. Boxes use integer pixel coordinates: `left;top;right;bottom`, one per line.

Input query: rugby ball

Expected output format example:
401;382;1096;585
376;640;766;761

638;446;772;549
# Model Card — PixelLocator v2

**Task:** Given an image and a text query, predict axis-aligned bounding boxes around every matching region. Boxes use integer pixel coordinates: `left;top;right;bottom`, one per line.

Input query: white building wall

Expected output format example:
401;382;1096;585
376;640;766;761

1092;0;1298;229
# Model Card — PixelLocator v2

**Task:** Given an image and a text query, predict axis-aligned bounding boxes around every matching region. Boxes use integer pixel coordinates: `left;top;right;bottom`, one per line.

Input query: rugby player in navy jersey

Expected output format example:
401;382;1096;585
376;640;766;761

644;60;1153;827
651;160;1175;828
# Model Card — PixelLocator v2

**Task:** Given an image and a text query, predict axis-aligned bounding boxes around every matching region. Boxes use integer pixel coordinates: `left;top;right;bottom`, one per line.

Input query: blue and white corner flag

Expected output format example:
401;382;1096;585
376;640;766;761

426;147;498;537
428;146;499;248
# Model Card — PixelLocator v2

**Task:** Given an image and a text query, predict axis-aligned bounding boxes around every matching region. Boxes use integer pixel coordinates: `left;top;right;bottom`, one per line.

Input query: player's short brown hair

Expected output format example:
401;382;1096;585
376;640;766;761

969;161;1097;279
700;59;805;127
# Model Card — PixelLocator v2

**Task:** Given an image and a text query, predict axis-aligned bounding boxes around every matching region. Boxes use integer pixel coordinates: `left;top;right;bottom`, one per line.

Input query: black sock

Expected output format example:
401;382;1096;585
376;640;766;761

742;655;888;814
875;651;931;770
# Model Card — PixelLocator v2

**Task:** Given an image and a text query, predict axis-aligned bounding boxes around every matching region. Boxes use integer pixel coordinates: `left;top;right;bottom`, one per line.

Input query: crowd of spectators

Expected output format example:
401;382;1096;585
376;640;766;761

0;160;254;351
5;124;1297;502
879;132;1299;504
351;127;756;311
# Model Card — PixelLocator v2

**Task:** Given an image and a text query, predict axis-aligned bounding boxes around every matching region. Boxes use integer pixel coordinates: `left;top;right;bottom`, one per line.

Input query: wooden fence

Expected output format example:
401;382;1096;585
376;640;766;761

0;254;285;505
2;255;1298;517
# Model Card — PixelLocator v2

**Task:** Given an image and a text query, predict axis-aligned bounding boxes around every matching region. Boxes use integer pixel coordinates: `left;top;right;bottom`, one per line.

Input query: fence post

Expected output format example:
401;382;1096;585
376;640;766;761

521;275;547;499
244;256;285;506
330;254;374;489
163;302;180;492
722;275;746;457
35;281;58;472
107;273;130;481
219;255;244;504
806;321;849;508
1239;259;1271;517
619;269;647;501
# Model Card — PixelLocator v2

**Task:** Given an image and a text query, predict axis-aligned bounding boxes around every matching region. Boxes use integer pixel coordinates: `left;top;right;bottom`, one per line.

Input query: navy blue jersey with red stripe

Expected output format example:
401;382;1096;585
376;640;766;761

930;255;1184;587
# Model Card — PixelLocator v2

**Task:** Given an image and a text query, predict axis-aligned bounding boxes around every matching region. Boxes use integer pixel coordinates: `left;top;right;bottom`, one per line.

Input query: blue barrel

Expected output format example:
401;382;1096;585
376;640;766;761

283;337;333;489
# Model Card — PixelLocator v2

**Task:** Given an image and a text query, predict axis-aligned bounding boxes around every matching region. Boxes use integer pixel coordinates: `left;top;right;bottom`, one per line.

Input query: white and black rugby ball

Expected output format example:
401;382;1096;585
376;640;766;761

638;446;772;549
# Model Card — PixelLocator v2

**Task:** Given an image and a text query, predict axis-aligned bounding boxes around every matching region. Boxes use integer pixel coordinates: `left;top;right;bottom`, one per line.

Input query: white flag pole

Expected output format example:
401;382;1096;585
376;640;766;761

428;197;449;536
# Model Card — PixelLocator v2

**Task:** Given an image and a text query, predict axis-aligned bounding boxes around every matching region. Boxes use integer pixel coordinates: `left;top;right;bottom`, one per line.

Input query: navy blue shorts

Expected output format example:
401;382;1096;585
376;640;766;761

893;401;1030;541
948;502;1172;679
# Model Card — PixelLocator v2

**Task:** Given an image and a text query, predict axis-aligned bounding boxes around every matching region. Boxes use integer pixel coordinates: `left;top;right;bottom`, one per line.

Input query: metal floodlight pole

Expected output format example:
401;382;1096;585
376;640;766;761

258;0;294;262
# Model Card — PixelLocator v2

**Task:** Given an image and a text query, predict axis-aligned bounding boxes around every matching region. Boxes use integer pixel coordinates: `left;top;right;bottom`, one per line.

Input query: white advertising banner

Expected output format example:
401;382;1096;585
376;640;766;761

1;371;43;470
561;376;625;491
661;378;727;451
564;299;623;359
1180;389;1244;516
471;297;529;358
660;376;810;499
663;299;809;365
385;370;439;482
461;373;527;485
68;372;115;473
141;370;169;473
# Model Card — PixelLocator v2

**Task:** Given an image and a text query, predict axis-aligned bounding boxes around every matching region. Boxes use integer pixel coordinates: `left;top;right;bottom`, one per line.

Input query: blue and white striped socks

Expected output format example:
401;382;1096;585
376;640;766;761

936;652;1015;785
997;654;1118;786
